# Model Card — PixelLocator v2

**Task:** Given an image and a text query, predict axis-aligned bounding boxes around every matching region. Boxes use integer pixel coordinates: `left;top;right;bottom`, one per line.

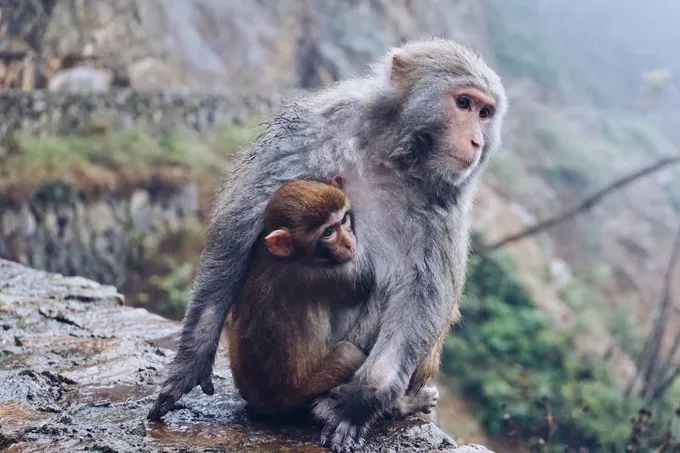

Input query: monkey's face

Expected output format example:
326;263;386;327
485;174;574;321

405;84;498;189
310;208;356;266
442;86;496;174
264;207;357;266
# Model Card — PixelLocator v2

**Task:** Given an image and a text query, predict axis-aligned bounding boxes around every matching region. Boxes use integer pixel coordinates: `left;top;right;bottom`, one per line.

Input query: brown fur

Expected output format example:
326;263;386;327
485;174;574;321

264;179;347;232
408;300;462;394
228;179;365;414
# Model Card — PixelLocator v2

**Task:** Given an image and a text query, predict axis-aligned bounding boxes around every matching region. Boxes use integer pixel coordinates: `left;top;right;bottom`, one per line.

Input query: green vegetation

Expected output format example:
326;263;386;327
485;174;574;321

0;125;260;202
125;220;205;320
443;238;679;451
0;123;259;315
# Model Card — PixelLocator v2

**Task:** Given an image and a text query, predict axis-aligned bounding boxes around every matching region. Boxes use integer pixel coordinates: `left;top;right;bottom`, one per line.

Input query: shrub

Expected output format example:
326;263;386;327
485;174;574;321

442;237;677;451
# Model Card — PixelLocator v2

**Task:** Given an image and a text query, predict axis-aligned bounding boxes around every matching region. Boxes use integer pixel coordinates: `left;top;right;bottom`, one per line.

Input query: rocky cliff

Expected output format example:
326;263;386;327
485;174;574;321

0;258;492;452
36;0;489;93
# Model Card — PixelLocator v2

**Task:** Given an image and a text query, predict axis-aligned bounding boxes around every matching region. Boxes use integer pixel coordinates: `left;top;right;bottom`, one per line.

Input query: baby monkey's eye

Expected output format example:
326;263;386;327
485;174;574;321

341;212;353;231
321;226;335;238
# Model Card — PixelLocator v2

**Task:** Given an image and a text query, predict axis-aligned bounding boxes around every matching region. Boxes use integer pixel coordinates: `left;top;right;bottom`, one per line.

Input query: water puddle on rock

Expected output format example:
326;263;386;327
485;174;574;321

78;383;153;405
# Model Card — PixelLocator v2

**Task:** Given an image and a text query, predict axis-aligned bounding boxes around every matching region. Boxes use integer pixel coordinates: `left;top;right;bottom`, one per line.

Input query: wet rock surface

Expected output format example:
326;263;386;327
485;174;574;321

0;259;491;452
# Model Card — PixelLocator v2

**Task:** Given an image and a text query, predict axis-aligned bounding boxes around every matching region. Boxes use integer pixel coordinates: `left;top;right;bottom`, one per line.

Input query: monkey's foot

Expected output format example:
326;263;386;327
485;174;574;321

319;419;369;453
393;385;439;417
313;383;388;452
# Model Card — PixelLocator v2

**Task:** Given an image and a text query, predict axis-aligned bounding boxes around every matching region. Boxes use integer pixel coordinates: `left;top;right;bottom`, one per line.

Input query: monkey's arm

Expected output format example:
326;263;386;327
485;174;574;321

313;232;457;451
147;191;265;420
148;126;313;421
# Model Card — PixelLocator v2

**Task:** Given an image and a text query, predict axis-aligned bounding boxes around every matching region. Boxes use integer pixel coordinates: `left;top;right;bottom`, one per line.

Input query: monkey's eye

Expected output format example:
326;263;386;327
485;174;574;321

341;213;352;229
321;226;335;238
479;106;494;119
456;95;472;110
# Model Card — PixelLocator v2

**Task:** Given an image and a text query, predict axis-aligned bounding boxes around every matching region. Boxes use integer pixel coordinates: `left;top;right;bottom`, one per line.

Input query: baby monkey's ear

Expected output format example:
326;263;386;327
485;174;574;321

264;229;294;257
331;175;344;189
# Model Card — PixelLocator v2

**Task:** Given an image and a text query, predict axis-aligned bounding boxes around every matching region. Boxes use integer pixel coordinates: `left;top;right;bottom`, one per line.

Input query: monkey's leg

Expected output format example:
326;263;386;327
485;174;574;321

247;341;365;416
268;342;365;414
315;294;455;451
264;341;365;413
253;342;366;415
303;341;366;400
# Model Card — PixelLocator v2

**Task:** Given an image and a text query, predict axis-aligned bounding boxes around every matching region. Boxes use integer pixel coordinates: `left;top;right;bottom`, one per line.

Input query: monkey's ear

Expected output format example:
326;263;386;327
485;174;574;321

331;175;344;189
389;52;411;88
265;230;294;257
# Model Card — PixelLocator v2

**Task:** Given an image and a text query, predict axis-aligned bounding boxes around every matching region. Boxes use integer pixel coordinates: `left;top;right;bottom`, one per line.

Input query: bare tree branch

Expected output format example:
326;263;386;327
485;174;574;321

641;223;680;401
648;327;680;402
651;366;680;402
475;155;680;254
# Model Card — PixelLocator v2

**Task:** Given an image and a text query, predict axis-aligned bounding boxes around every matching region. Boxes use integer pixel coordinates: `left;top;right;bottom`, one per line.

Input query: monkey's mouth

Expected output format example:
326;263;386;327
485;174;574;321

451;155;475;170
309;256;354;268
332;255;354;265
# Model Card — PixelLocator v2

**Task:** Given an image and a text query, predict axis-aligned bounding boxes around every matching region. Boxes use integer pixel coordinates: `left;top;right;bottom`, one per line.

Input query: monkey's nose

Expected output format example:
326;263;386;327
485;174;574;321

471;138;481;149
344;244;356;258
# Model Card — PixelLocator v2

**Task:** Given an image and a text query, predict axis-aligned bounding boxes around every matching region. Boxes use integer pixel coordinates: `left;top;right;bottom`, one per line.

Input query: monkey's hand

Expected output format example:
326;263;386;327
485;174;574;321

313;382;389;452
147;363;215;421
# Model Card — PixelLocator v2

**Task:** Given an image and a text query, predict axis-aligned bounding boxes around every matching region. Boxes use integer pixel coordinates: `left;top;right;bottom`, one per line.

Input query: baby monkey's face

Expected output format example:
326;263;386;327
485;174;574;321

313;207;356;265
262;177;356;266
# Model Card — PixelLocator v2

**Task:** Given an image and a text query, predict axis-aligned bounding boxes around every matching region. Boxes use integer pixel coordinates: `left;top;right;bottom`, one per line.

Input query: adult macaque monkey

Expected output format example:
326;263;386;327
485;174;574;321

149;39;507;451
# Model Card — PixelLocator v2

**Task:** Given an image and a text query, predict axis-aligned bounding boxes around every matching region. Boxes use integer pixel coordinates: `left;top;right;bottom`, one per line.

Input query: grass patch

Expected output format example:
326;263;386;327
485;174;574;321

0;124;260;204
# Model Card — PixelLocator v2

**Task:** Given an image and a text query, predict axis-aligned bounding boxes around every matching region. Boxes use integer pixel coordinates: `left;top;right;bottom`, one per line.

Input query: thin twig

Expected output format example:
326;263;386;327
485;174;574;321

642;223;680;401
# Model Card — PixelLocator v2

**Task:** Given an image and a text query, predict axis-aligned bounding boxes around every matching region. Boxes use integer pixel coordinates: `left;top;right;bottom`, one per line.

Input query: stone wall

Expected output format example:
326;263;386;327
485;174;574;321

0;183;197;287
0;89;282;144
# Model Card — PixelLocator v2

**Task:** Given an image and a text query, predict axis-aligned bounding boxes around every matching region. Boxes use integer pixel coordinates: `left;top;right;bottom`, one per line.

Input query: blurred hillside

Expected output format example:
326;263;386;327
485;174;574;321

1;0;679;450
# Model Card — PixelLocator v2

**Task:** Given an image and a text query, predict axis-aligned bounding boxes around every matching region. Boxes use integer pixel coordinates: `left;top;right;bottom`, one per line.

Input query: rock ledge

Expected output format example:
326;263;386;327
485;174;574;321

0;259;490;452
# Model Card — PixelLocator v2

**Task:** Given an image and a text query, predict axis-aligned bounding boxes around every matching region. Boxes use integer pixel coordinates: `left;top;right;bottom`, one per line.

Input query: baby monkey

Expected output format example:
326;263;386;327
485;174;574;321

228;177;366;414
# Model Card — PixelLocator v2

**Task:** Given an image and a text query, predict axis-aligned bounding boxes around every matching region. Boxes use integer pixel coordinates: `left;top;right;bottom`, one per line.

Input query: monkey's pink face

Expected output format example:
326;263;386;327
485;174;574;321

443;86;496;174
316;208;356;265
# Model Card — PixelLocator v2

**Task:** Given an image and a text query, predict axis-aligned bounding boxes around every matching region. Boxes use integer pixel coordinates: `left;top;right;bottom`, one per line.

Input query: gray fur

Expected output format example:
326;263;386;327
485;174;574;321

148;38;507;451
